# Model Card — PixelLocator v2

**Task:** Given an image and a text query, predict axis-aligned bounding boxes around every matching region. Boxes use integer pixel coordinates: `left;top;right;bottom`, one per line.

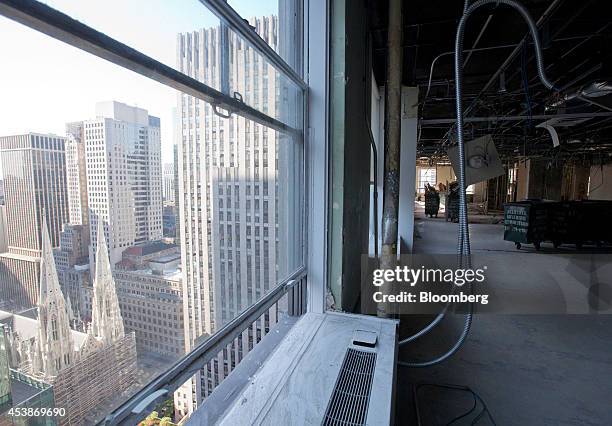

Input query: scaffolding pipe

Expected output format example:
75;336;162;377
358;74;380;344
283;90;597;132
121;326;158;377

378;0;402;318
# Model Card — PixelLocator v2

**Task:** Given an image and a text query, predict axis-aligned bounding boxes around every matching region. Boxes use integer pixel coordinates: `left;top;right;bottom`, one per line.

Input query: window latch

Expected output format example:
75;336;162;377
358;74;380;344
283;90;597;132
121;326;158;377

212;104;232;119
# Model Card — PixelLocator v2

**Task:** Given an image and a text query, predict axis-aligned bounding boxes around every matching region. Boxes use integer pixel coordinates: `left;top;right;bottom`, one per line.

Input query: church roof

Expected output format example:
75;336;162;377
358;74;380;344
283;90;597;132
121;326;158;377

0;309;86;351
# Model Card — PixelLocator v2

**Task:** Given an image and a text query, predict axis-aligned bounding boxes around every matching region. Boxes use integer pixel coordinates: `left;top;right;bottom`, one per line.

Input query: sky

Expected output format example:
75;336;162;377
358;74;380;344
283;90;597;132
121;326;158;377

0;0;278;167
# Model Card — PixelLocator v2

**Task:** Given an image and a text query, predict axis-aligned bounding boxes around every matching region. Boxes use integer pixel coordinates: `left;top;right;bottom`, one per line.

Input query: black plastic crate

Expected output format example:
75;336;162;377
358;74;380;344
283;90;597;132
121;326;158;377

550;200;612;248
503;200;552;250
445;192;459;222
425;191;440;218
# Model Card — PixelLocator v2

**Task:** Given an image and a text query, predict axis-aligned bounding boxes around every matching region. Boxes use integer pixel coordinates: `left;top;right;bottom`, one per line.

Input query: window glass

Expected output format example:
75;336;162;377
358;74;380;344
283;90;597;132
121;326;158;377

418;167;437;191
227;0;303;73
41;0;304;129
0;0;304;423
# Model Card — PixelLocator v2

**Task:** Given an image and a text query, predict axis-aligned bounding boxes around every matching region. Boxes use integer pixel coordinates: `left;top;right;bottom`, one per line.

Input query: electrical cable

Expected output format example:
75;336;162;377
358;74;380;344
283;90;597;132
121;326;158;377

411;382;497;426
399;0;558;367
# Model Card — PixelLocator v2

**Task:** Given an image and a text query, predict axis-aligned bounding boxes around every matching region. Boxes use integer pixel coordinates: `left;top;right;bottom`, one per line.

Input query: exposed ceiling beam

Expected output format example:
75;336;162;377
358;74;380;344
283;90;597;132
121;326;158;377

420;112;612;125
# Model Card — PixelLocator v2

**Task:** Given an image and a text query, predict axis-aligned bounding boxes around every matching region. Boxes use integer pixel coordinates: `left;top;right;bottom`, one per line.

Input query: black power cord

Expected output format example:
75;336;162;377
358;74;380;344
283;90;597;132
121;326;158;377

412;382;497;426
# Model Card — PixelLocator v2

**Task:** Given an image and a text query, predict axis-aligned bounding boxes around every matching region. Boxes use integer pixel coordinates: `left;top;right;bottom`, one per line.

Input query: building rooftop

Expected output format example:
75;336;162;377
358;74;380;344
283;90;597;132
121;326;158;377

122;241;176;257
0;310;86;351
117;266;182;282
148;253;181;265
9;372;50;406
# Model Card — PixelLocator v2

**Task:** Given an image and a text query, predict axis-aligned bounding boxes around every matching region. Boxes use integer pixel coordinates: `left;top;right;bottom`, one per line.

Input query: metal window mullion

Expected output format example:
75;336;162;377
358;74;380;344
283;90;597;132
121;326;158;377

0;0;298;136
105;265;306;425
199;0;307;90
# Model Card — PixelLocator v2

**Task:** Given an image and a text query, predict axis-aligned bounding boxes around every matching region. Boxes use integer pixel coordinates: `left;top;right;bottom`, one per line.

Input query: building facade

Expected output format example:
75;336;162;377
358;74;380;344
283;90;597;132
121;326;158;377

84;101;163;267
54;224;90;324
65;122;89;226
163;162;175;205
0;133;69;310
0;206;8;254
176;15;297;414
114;243;184;359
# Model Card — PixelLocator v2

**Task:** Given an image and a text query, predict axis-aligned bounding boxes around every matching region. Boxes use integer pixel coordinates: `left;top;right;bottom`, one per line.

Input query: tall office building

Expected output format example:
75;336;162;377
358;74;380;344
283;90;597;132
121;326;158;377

0;133;69;309
163;162;175;205
84;101;163;267
65;122;89;226
173;140;181;249
176;16;296;413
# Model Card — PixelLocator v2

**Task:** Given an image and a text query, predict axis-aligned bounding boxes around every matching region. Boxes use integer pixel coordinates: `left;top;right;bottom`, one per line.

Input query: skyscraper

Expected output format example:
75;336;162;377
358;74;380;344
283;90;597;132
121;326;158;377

176;16;294;412
84;101;163;267
0;133;69;309
0;134;69;255
65;122;89;226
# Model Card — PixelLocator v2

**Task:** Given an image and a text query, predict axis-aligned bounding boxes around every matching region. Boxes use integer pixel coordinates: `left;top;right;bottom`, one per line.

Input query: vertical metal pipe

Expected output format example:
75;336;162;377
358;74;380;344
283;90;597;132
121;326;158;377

378;0;402;318
365;33;379;259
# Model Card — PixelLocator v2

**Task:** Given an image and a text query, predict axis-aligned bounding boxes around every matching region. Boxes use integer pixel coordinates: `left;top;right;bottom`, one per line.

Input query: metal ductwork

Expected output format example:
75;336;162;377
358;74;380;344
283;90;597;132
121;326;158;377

547;81;612;110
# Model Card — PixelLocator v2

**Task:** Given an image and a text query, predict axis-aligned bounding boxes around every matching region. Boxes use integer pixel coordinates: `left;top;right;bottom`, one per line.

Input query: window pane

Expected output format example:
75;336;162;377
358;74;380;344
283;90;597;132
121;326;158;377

419;167;437;191
177;16;304;130
227;0;303;73
0;1;304;423
177;108;304;401
41;0;304;129
41;0;222;87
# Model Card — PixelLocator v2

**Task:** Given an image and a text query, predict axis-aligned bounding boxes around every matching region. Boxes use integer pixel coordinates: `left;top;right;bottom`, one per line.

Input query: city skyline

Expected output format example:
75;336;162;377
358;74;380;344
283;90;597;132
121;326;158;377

0;4;294;423
0;0;278;169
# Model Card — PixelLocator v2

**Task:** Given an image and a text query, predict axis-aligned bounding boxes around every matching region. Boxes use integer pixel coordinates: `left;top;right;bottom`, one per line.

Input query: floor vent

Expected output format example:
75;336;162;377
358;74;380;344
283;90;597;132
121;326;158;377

322;348;377;426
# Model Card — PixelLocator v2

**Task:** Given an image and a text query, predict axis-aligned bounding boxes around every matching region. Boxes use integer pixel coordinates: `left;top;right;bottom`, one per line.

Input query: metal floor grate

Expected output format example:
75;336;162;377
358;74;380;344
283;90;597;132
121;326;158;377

322;348;377;426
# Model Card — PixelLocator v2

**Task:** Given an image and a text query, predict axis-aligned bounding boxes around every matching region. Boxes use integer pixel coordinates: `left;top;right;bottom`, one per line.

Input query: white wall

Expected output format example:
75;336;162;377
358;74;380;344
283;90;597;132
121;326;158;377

397;87;419;254
588;164;612;200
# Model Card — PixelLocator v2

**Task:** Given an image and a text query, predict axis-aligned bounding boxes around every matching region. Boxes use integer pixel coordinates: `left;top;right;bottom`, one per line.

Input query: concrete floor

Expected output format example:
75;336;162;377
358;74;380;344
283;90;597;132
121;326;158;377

396;206;612;425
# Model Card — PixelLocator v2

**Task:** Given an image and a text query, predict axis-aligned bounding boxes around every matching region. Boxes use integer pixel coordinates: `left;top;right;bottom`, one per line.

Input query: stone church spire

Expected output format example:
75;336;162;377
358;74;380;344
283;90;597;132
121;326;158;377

35;214;75;378
89;219;125;346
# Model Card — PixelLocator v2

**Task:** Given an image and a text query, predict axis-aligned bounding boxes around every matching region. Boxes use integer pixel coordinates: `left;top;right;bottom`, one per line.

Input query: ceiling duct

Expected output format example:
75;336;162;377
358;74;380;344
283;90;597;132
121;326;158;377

547;81;612;110
582;81;612;98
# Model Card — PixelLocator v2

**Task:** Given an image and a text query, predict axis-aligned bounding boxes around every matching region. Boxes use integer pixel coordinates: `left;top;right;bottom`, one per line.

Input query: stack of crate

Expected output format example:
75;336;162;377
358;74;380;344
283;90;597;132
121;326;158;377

504;200;612;249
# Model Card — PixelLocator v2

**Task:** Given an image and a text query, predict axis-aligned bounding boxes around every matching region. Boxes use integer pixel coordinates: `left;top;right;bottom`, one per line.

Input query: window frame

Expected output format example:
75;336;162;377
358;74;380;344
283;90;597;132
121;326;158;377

0;0;331;422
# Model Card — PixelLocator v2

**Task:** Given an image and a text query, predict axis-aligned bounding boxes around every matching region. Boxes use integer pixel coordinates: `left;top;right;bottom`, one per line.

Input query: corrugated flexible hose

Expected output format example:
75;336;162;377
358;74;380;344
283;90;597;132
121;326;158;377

399;0;557;367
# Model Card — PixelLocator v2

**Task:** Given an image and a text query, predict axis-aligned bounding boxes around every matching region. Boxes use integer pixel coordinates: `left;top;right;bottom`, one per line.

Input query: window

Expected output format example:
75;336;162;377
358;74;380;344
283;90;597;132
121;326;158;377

0;0;307;424
418;167;437;192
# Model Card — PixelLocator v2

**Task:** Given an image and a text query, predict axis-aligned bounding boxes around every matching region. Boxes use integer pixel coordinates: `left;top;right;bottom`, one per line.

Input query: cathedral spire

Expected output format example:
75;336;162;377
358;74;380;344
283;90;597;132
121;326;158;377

36;214;75;378
88;218;124;347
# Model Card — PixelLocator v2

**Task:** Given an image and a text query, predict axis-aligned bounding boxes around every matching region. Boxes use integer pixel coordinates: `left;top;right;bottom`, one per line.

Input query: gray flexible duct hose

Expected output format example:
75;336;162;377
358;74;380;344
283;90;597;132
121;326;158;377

400;0;557;367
